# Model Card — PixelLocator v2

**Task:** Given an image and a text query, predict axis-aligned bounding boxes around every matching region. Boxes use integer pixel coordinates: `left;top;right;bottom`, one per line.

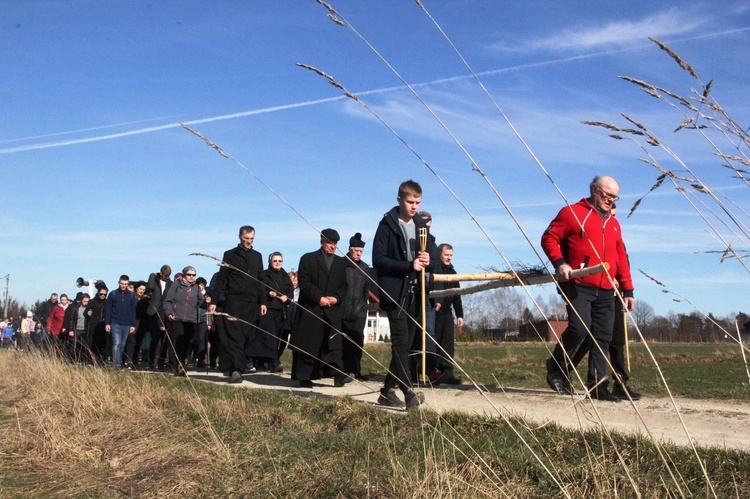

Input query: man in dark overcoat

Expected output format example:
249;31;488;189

208;225;267;383
290;228;350;388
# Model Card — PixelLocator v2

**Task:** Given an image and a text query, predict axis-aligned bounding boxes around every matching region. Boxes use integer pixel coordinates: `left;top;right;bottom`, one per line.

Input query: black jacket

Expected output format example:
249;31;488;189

343;258;372;322
210;244;267;305
434;262;464;318
372;206;438;307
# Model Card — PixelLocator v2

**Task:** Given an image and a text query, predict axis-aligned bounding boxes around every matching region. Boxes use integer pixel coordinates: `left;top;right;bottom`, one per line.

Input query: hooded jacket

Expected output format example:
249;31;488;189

541;197;634;295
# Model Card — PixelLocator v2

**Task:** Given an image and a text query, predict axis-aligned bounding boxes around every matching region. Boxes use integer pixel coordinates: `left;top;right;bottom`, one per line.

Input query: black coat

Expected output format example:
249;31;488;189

262;268;294;314
289;249;348;353
85;297;107;336
146;272;172;317
210;244;266;305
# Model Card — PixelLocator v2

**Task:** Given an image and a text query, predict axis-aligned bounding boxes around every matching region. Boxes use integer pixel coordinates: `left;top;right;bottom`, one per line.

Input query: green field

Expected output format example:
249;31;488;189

360;341;750;400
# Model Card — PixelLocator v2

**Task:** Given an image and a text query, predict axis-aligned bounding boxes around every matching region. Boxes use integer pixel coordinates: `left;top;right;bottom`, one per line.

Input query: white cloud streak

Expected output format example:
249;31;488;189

510;9;706;52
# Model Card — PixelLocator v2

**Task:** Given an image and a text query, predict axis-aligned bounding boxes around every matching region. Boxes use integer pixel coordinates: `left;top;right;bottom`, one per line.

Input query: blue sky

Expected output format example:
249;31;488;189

2;1;749;319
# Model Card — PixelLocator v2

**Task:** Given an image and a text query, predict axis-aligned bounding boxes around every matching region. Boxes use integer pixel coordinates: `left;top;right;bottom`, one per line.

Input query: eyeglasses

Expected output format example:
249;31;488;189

98;293;107;297
185;273;196;277
598;188;620;202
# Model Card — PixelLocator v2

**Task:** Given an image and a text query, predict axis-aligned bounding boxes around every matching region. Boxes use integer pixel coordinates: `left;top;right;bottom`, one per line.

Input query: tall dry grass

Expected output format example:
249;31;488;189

0;349;230;497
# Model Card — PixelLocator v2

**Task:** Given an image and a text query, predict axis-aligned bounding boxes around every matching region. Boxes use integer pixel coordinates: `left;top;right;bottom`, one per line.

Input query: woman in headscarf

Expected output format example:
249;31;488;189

252;252;294;372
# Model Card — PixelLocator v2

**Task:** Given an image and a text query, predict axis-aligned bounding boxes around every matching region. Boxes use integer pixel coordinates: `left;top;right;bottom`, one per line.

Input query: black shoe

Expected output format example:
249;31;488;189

299;380;314;388
546;359;574;395
270;361;283;373
546;370;565;394
333;374;353;387
445;375;463;385
589;387;622;403
355;374;370;382
404;390;425;410
228;370;243;384
612;383;641;401
175;366;187;377
378;388;405;408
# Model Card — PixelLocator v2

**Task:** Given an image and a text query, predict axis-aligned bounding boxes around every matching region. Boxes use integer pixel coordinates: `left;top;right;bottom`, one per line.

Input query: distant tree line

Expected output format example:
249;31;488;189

459;288;749;343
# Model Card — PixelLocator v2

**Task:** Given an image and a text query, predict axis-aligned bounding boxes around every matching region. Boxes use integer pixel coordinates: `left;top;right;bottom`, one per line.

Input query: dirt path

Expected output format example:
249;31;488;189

189;370;750;451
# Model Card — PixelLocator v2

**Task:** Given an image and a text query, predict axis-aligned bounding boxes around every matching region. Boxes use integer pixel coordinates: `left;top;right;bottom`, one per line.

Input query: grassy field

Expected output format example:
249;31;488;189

361;341;750;400
1;343;749;497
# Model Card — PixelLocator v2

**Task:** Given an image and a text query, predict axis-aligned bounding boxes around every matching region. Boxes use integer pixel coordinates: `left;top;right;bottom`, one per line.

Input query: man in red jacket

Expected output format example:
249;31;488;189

541;176;635;402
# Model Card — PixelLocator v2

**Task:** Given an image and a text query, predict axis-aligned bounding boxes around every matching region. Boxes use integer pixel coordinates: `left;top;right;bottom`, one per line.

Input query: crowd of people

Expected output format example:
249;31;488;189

3;176;638;409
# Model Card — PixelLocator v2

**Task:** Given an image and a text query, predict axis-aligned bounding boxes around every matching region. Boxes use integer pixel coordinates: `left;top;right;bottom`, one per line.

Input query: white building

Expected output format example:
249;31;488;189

364;309;390;343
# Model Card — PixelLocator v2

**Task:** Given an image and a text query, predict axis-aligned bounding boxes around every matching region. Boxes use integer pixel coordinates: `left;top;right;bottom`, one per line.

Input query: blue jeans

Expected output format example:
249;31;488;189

110;323;130;367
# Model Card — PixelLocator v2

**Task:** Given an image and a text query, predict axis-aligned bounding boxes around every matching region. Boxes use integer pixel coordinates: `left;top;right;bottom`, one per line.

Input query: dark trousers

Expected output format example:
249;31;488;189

291;322;344;381
148;314;168;368
88;323;107;365
170;321;197;369
192;321;207;366
568;294;630;386
342;315;367;376
208;320;221;368
548;284;614;389
383;295;418;394
248;310;282;364
409;302;438;377
434;311;456;371
610;298;630;386
220;300;260;374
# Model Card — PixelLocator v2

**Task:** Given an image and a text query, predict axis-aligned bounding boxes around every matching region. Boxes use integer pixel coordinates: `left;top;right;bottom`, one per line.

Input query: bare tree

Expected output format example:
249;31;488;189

630;300;655;334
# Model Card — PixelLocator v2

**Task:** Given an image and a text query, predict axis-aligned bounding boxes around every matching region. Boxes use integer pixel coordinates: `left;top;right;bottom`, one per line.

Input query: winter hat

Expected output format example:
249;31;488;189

349;232;366;248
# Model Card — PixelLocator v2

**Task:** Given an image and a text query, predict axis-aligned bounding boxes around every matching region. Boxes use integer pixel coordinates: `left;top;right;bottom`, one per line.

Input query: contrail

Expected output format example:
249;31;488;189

0;115;189;144
2;26;747;156
0;96;346;154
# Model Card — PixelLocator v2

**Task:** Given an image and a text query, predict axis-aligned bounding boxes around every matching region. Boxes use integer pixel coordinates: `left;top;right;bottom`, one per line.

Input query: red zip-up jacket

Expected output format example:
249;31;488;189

541;197;634;296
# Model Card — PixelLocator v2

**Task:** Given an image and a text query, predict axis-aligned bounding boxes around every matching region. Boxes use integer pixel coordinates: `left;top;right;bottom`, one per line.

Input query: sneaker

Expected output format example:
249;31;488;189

378;388;405;408
404;390;425;410
245;366;257;374
228;370;243;384
589;387;622;403
428;369;448;386
612;383;642;401
333;374;353;387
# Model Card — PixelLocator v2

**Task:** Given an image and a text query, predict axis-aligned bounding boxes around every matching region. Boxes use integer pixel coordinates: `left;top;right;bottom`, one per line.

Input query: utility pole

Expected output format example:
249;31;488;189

1;274;8;319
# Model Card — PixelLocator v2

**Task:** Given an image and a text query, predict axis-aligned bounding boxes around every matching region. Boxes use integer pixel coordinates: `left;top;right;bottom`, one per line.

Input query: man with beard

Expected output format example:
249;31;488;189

208;226;267;383
290;229;350;388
